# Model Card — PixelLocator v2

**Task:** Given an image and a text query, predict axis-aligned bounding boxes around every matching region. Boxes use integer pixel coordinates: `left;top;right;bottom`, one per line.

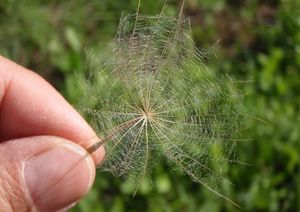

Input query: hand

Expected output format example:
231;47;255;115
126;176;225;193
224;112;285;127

0;55;105;211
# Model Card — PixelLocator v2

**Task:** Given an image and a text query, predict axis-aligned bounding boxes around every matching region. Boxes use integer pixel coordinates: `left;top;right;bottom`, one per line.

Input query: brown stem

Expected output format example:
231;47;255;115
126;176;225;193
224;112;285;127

86;117;142;154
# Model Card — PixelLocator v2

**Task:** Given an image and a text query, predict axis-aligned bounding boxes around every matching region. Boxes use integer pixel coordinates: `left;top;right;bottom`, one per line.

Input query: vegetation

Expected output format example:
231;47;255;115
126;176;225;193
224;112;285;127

1;0;299;211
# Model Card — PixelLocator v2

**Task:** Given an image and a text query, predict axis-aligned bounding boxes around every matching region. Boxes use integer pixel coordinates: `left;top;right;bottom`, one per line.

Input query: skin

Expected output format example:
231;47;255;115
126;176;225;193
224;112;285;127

0;55;105;211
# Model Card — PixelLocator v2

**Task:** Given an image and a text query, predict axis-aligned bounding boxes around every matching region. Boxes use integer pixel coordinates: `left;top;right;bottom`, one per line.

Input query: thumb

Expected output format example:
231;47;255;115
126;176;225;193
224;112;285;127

0;136;95;211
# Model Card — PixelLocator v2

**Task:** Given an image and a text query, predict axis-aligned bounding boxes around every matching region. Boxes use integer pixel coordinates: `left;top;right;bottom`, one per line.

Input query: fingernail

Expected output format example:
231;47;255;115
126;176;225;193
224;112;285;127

23;144;94;211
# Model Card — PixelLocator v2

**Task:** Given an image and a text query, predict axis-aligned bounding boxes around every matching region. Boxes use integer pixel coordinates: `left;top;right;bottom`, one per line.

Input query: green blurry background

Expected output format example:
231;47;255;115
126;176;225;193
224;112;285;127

1;0;299;211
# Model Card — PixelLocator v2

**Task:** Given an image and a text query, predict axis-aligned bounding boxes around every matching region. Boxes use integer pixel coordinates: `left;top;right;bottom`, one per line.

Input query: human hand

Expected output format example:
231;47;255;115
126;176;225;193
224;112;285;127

0;55;105;211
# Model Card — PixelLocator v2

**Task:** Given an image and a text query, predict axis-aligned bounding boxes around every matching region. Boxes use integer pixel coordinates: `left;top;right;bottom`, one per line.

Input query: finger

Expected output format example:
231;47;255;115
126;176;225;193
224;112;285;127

0;55;104;164
0;136;95;211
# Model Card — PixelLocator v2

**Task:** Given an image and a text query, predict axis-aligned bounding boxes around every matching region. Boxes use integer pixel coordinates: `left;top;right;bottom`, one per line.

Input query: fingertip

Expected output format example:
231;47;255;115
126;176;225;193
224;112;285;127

0;56;101;150
0;55;106;167
23;142;96;211
0;135;98;211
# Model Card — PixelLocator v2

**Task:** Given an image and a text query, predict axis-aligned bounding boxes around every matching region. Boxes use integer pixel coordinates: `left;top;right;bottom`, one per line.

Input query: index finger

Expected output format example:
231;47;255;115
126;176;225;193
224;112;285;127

0;55;104;164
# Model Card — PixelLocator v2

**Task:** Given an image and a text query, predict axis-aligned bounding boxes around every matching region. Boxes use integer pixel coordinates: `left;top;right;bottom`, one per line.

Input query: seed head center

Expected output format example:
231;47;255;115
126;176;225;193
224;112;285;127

141;109;154;121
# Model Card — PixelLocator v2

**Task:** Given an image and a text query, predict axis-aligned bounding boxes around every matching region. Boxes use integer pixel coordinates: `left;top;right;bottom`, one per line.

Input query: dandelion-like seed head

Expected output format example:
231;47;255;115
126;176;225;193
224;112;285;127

79;7;246;207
